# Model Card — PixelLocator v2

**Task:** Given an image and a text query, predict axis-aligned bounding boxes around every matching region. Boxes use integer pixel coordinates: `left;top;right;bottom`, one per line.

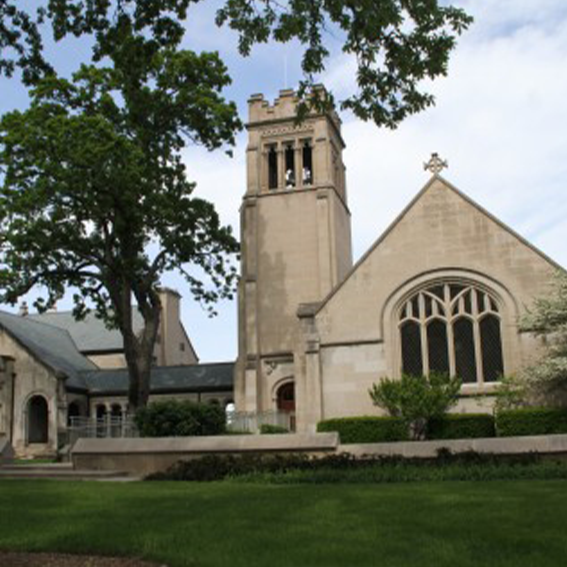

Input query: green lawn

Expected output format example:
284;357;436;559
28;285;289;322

1;479;566;567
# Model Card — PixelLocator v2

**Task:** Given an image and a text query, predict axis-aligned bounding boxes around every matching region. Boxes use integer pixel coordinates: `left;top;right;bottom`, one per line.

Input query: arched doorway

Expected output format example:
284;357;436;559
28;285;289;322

27;395;49;444
276;382;295;431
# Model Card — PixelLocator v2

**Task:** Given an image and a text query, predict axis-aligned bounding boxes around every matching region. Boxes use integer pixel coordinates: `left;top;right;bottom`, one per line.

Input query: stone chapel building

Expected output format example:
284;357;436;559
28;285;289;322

0;87;562;456
234;88;561;432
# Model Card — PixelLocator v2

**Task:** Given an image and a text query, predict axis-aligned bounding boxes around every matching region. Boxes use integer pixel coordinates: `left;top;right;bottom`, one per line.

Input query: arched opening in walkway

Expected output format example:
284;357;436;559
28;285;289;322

110;404;123;437
27;395;48;444
276;382;295;431
67;401;81;426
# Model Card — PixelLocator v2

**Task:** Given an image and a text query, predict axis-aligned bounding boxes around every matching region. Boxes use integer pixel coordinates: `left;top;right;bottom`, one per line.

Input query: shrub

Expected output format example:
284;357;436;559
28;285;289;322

146;450;567;484
135;400;226;437
427;413;496;440
259;424;289;434
496;407;567;437
147;453;313;481
317;416;408;444
369;373;461;439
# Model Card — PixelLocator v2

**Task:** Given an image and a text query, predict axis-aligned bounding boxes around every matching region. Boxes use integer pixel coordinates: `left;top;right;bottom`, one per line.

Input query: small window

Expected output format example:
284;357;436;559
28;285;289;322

180;342;185;352
268;145;278;189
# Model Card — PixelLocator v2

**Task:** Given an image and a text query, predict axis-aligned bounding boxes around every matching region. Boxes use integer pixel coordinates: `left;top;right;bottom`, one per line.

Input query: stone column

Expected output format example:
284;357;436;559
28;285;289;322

295;144;303;189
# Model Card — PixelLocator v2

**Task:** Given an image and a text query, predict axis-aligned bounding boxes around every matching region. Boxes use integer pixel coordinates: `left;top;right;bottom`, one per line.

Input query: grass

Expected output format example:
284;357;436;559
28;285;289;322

1;479;567;567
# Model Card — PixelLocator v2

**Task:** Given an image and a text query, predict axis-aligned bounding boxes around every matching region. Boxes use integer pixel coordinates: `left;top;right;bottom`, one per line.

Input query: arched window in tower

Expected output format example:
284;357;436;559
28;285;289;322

398;283;504;384
284;142;296;188
302;140;313;185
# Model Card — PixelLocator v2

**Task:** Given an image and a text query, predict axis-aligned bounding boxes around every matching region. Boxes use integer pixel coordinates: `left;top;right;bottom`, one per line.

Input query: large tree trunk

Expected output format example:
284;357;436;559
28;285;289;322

110;278;161;413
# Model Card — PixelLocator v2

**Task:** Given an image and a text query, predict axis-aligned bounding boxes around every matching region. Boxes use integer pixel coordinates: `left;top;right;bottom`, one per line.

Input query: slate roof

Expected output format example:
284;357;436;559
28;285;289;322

0;310;97;390
82;362;234;394
28;310;144;353
0;309;231;395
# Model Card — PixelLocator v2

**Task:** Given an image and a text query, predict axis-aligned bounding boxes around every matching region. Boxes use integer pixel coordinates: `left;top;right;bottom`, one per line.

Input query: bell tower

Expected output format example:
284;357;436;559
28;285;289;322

235;88;353;426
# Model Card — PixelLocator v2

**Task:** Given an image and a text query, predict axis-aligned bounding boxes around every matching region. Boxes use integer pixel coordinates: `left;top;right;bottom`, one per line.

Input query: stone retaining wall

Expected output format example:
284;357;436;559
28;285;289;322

71;433;567;477
71;433;339;476
342;434;567;459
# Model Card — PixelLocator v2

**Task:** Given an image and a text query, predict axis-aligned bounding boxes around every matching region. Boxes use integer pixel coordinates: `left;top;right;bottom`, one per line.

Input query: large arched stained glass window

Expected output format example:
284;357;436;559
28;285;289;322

399;283;504;384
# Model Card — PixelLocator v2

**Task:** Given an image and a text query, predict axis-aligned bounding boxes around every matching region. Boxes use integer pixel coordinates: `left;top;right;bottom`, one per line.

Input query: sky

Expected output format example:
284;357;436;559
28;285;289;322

1;0;566;363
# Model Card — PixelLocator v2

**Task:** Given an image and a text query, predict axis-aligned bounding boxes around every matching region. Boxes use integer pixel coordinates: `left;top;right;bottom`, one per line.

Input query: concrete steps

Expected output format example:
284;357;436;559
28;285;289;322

0;463;135;481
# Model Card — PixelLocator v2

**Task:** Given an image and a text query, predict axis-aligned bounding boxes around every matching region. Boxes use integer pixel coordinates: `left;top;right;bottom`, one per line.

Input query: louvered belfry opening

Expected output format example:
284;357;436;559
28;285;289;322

399;283;504;384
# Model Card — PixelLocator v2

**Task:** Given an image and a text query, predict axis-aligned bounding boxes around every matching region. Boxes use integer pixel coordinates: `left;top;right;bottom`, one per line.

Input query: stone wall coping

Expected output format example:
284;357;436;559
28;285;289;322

342;434;567;458
72;432;339;455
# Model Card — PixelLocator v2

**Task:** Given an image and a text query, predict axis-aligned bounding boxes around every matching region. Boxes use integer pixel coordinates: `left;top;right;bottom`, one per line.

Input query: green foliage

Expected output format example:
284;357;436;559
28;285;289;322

147;449;567;484
147;452;311;481
519;271;567;404
494;375;532;412
135;400;226;438
317;416;408;444
217;0;473;127
259;424;289;434
2;1;472;129
0;2;241;409
1;0;472;408
427;414;496;440
496;407;567;437
0;1;50;83
369;373;462;439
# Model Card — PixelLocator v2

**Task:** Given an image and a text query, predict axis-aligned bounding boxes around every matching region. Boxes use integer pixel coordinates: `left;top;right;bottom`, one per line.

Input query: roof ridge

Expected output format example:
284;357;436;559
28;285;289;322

313;174;565;316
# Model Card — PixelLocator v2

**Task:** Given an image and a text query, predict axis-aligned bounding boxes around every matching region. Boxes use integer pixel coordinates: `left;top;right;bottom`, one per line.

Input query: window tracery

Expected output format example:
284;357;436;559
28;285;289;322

399;283;504;384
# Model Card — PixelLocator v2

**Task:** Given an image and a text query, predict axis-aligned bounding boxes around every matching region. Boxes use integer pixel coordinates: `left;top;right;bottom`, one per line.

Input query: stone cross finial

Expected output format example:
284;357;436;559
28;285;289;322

424;153;448;175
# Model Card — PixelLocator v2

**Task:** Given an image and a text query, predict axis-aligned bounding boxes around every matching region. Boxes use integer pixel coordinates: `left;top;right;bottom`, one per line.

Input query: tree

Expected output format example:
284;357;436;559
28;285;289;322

517;271;567;406
369;373;461;439
0;1;472;410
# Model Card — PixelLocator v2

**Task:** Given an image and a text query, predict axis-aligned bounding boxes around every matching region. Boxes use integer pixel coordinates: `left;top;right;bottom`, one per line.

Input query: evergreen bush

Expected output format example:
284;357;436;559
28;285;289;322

496;407;567;437
316;416;408;443
428;413;496;440
259;424;289;434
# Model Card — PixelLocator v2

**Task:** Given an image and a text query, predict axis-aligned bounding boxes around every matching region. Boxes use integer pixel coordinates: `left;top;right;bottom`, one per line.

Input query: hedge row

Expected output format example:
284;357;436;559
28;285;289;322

496;407;567;437
318;408;567;444
316;416;408;443
428;414;496;440
147;451;567;483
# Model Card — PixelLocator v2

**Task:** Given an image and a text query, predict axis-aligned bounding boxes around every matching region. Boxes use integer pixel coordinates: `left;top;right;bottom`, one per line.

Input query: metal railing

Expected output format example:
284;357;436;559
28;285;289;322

66;416;138;445
227;410;295;433
61;409;295;447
